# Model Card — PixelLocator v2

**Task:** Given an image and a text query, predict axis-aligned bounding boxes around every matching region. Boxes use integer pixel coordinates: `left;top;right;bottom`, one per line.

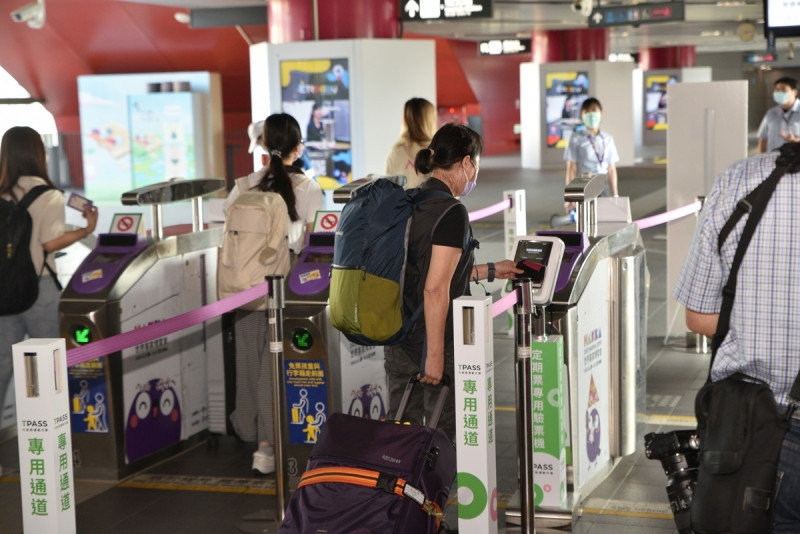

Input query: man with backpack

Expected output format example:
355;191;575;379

673;143;800;530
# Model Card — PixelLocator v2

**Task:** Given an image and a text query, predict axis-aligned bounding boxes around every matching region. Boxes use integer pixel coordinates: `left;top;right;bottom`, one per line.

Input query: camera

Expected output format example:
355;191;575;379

644;430;700;534
571;0;594;17
10;2;45;29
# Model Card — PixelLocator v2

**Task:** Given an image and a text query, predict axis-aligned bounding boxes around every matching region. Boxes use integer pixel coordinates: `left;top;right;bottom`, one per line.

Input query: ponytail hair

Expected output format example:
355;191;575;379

415;123;483;176
256;113;300;222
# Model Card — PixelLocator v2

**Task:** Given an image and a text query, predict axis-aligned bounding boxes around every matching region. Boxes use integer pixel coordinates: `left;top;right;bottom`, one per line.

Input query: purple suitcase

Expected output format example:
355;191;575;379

279;377;457;534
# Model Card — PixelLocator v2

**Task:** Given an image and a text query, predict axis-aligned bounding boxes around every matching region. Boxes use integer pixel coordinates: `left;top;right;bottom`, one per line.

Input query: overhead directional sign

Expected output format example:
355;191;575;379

479;38;531;56
400;0;493;21
587;1;684;28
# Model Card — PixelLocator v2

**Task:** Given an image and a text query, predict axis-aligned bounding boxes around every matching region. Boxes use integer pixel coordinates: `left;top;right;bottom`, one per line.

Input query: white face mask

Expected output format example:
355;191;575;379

774;90;792;106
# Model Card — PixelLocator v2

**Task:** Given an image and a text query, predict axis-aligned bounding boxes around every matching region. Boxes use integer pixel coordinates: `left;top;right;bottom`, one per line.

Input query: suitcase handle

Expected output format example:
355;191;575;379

394;374;451;429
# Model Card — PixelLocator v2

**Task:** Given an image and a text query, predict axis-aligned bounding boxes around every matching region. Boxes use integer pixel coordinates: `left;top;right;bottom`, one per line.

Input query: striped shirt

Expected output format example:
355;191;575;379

673;150;800;408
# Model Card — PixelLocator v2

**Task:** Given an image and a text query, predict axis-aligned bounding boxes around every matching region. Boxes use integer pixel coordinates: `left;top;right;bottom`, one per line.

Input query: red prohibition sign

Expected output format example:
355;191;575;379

117;216;135;232
320;213;338;230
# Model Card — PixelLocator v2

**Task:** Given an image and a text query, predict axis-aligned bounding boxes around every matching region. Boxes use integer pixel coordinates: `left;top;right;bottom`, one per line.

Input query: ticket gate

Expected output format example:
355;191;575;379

280;232;388;490
506;173;648;526
59;178;225;480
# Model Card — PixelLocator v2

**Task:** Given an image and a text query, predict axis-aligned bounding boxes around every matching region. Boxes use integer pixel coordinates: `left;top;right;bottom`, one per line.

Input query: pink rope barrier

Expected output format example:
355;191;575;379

634;201;701;230
66;280;270;367
468;198;512;222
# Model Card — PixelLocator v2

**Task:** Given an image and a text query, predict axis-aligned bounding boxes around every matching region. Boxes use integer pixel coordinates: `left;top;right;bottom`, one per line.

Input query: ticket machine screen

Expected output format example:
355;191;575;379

514;240;553;288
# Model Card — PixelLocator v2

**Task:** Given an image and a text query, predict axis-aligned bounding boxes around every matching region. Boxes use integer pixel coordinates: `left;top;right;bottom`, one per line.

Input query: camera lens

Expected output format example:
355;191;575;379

667;468;697;534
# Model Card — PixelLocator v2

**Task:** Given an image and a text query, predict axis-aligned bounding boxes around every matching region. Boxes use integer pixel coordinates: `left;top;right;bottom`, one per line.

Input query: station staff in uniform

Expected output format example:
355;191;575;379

563;97;619;212
757;77;800;153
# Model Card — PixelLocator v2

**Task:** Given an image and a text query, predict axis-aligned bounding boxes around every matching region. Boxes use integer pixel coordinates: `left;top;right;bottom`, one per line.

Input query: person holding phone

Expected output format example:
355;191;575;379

0;126;98;475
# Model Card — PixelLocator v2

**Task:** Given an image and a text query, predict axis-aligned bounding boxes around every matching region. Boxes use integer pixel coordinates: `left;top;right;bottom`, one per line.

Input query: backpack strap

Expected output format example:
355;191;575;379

298;466;445;527
18;185;63;291
710;144;800;399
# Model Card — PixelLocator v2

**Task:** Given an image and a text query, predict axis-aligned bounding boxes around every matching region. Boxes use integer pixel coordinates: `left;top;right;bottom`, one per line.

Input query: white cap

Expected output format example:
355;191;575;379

247;120;265;153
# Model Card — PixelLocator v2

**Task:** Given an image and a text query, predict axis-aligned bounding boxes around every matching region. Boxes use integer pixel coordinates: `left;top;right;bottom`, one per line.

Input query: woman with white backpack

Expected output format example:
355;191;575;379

222;113;322;474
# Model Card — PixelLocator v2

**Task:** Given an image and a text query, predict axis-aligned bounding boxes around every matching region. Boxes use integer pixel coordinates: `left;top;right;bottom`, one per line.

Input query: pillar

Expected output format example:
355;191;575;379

531;29;608;64
638;46;696;71
268;0;399;44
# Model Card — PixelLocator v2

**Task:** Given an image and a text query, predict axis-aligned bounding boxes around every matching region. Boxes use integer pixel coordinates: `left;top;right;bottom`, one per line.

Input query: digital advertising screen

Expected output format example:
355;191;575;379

544;71;589;149
644;74;678;131
765;0;800;38
280;58;352;190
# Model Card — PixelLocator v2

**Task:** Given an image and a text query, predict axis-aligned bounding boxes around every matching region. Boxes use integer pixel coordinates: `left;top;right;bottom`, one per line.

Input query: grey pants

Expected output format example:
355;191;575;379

0;277;61;422
229;309;274;445
383;344;456;442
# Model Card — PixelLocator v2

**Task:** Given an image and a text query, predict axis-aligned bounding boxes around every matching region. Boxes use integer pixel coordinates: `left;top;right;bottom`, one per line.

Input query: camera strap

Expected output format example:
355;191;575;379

711;142;800;404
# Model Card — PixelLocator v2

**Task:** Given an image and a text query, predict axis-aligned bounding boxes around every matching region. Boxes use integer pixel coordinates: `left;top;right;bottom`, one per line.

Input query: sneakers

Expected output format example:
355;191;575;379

252;450;275;475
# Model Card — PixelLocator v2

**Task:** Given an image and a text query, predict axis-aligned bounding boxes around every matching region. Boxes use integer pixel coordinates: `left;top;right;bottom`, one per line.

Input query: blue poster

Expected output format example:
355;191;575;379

68;358;110;434
285;360;329;445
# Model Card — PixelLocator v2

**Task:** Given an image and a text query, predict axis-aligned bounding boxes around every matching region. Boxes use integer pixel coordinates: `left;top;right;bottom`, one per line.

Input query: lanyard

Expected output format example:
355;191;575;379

783;110;795;126
587;133;605;166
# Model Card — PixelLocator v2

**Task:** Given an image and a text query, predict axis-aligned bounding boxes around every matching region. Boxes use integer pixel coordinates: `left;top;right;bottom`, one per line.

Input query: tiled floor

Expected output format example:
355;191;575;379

0;154;706;533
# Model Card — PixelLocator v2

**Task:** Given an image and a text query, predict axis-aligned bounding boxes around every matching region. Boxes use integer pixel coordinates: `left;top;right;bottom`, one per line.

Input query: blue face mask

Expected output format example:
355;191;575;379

774;90;791;106
582;111;602;129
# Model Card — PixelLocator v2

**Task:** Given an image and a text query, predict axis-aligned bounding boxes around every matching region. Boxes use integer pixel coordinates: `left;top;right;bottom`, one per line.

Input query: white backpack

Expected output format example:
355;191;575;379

218;189;291;311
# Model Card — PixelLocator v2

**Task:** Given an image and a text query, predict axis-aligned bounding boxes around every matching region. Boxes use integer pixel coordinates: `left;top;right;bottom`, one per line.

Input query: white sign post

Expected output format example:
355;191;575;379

501;189;526;336
454;295;498;534
13;338;76;534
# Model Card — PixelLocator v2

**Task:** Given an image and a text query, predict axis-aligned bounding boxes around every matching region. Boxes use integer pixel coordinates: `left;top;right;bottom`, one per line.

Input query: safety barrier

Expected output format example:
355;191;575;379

63;191;525;367
63;198;703;367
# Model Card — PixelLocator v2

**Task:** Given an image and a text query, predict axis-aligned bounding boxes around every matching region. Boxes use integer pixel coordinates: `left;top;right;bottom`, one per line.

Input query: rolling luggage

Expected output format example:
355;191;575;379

279;377;457;534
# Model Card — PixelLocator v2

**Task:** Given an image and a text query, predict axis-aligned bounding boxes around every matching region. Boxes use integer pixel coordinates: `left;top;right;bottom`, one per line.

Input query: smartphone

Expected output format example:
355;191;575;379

67;192;93;212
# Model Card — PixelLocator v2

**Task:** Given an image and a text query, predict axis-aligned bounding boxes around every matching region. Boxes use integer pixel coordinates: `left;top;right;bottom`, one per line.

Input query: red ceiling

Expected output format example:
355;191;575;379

0;0;268;131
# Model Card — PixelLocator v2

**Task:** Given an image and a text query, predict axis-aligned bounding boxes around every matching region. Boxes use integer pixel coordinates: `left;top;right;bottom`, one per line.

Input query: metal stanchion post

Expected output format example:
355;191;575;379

513;279;536;534
237;275;286;534
267;275;287;522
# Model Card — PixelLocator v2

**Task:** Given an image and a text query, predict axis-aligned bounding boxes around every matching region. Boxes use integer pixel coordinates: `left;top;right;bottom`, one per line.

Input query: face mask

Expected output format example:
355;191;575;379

582;111;602;129
774;91;791;106
461;164;478;197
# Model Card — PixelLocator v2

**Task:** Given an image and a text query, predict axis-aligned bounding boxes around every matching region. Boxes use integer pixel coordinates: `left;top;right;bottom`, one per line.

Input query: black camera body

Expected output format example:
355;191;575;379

644;430;700;534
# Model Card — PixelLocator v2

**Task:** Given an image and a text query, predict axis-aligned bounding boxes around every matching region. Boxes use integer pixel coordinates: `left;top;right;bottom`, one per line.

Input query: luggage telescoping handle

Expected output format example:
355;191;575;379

394;374;452;429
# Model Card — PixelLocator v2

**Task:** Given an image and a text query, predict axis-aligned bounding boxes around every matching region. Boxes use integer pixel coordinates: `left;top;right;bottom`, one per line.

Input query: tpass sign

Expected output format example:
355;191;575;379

400;0;493;21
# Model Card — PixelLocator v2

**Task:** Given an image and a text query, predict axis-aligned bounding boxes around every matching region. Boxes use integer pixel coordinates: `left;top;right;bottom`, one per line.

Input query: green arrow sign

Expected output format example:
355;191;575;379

72;326;91;345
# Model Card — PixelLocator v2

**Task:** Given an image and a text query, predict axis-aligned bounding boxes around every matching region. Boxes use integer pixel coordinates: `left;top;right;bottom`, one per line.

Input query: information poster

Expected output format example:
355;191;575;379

78;72;216;202
285;359;329;445
644;74;677;131
280;58;352;189
68;358;109;434
575;259;611;488
128;92;203;187
544;71;589;149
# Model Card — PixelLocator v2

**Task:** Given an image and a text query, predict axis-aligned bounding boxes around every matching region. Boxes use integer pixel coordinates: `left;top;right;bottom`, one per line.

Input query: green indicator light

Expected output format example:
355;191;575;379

72;326;92;345
291;328;313;352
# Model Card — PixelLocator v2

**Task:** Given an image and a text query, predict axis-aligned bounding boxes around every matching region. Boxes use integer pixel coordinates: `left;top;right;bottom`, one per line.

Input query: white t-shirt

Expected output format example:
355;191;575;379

225;168;323;254
2;176;64;275
385;139;430;189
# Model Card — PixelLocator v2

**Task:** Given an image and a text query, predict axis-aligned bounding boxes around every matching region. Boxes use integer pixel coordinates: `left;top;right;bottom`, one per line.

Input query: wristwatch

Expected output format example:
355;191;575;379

487;262;495;282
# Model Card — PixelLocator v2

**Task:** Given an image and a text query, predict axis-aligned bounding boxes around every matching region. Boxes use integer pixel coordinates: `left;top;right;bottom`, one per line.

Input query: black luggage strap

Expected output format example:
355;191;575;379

18;185;63;291
298;466;445;526
710;142;800;412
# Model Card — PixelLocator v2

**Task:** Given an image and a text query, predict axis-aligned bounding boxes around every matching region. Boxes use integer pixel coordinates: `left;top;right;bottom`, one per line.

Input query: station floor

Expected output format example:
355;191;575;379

0;153;707;534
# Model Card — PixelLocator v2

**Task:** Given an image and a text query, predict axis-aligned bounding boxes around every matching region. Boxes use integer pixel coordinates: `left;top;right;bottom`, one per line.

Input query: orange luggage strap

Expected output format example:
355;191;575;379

298;466;445;526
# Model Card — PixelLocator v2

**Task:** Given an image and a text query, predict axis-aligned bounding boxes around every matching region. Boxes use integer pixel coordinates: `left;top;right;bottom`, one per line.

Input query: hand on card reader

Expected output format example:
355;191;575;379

512;236;565;307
